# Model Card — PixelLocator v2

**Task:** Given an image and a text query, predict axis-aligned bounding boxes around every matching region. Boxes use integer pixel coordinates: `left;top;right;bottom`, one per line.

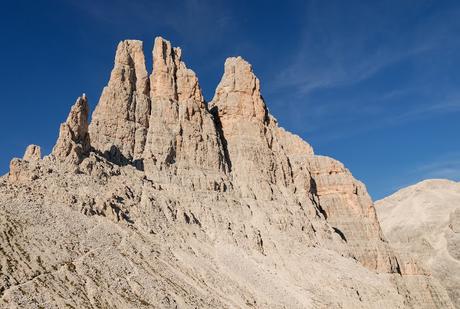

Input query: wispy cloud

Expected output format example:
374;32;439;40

270;81;460;146
273;44;430;96
266;1;460;144
386;99;460;125
268;1;460;97
319;99;460;144
375;152;460;199
414;153;460;180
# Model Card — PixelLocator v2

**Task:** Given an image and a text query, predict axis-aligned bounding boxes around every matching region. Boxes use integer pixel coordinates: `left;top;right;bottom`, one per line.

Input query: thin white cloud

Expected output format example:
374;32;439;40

273;44;430;96
270;2;460;96
414;153;460;180
271;90;460;145
376;152;460;199
387;100;460;125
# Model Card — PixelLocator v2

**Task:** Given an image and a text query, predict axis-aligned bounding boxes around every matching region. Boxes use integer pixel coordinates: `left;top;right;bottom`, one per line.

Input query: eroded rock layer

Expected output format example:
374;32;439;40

0;37;453;309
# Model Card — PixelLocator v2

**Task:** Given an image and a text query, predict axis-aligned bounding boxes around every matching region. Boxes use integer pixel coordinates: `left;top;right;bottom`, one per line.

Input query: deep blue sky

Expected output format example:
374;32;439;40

1;0;460;200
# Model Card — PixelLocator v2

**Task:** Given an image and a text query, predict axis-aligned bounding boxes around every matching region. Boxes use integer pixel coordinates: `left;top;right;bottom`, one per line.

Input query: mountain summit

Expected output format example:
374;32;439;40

377;179;460;308
0;37;453;308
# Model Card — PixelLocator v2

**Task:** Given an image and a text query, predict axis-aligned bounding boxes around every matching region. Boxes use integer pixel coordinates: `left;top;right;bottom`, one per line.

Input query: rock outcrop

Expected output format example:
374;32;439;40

0;37;454;308
208;57;402;275
7;145;42;184
377;179;460;308
306;156;401;273
22;145;41;161
89;40;150;163
142;37;228;191
52;95;90;164
209;57;311;202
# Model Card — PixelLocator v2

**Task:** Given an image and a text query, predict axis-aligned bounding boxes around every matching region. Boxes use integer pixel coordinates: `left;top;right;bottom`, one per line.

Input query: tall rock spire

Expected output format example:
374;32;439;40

150;37;178;100
2;36;454;309
209;55;406;273
209;57;301;200
89;40;150;162
149;36;204;103
210;57;268;125
52;95;90;164
143;37;228;189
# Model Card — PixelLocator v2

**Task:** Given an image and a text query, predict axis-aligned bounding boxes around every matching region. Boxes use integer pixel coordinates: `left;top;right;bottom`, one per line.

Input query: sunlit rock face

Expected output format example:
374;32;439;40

89;40;150;163
0;37;454;309
143;37;229;190
52;94;91;164
377;179;460;308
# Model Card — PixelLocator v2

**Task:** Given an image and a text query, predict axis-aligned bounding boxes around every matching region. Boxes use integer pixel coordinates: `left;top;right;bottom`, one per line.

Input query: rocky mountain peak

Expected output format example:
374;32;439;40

89;39;150;162
377;179;460;308
151;36;179;100
1;37;455;308
151;36;204;103
52;94;90;164
113;40;150;95
22;145;41;162
210;56;268;125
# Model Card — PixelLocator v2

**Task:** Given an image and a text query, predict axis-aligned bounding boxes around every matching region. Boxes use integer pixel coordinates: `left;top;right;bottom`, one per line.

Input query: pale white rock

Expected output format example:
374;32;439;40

377;179;460;308
143;37;228;190
0;37;455;309
305;155;409;274
23;144;41;161
8;145;41;183
209;56;430;281
209;57;300;201
209;53;452;306
211;56;268;123
150;37;179;100
52;95;90;164
89;40;150;162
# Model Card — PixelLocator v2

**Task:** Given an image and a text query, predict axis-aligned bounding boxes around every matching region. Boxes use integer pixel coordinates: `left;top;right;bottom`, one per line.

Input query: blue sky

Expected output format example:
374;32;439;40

1;0;460;200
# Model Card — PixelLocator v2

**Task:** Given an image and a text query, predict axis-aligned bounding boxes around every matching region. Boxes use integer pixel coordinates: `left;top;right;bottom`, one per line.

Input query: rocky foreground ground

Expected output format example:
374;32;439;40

0;37;455;308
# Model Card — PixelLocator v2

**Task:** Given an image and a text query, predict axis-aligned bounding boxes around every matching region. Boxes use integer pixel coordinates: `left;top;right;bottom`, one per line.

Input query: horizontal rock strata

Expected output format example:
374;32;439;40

0;37;454;308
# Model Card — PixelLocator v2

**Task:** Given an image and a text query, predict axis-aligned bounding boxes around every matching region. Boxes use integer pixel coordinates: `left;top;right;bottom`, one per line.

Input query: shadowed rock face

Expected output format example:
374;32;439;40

377;179;460;308
0;37;454;308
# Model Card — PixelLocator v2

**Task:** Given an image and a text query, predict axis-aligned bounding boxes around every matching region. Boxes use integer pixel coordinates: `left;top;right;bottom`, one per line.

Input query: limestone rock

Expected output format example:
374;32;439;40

209;57;299;200
143;37;228;190
8;159;34;184
376;179;460;307
52;95;90;164
306;155;402;273
211;57;268;124
150;37;179;100
7;145;42;184
208;54;413;275
0;37;455;308
23;145;41;161
89;40;150;162
209;54;449;306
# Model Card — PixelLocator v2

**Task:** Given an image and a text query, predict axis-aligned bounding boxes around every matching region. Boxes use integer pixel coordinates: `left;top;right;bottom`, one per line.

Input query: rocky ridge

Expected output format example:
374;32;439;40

376;179;460;308
0;37;454;308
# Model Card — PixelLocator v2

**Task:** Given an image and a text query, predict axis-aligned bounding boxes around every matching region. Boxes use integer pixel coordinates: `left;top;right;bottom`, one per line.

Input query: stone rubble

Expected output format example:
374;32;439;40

0;37;454;309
